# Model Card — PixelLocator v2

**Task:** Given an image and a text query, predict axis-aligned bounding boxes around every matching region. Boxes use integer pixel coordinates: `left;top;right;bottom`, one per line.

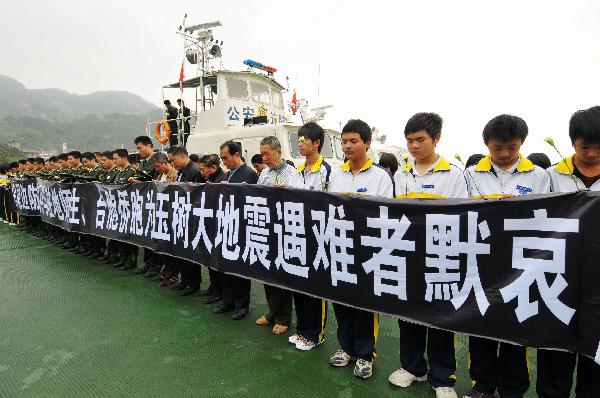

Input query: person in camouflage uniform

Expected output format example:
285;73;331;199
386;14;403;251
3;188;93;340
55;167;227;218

97;151;121;264
62;151;86;251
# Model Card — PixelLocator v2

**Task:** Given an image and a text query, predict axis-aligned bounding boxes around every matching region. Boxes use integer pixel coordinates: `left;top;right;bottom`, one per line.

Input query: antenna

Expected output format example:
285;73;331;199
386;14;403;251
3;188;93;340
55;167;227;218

185;20;222;33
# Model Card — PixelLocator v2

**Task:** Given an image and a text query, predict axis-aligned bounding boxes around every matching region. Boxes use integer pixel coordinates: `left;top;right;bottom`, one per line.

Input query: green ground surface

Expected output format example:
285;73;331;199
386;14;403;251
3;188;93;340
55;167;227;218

0;222;543;398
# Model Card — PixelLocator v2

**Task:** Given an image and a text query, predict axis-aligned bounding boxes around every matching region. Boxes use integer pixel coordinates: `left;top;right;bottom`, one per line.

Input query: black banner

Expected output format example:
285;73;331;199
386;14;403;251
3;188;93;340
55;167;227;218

7;178;600;361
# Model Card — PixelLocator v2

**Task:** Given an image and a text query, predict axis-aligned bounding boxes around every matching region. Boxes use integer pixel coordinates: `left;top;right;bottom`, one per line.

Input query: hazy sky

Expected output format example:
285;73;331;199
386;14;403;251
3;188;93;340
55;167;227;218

2;0;599;161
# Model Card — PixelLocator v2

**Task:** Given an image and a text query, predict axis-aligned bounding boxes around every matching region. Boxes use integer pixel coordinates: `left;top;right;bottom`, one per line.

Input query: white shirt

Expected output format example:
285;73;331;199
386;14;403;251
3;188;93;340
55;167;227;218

394;156;468;199
257;161;302;187
465;154;551;198
329;157;394;198
547;154;600;192
297;155;331;192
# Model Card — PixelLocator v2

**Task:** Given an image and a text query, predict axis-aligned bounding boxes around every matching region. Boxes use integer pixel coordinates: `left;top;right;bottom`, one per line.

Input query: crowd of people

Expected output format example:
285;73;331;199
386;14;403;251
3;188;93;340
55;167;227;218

1;105;600;398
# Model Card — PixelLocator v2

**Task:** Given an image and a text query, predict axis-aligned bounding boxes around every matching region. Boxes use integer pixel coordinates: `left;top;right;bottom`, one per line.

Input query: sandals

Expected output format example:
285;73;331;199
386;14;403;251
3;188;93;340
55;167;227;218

272;324;288;335
255;315;270;325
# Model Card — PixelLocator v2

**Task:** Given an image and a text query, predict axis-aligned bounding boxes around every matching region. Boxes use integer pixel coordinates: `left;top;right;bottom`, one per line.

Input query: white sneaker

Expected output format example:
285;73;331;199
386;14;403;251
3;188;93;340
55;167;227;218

388;368;427;387
353;358;373;379
329;349;353;367
295;337;316;351
288;334;301;345
434;386;458;398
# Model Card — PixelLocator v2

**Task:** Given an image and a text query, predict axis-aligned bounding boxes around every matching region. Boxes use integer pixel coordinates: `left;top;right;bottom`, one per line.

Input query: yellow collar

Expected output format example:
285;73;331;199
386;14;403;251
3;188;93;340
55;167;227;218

341;157;374;173
298;155;324;173
402;156;451;173
474;153;535;173
554;154;575;175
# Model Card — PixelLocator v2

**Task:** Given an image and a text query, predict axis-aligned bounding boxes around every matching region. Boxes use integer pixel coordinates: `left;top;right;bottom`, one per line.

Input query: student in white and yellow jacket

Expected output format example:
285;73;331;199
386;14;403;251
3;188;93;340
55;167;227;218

390;113;466;398
328;119;394;381
537;106;600;398
463;114;550;398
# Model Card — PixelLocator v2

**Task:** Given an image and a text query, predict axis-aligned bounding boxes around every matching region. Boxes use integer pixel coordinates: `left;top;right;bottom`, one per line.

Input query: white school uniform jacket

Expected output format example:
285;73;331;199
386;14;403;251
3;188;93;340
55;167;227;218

394;156;468;199
547;154;600;192
328;157;394;198
465;154;551;198
297;155;332;192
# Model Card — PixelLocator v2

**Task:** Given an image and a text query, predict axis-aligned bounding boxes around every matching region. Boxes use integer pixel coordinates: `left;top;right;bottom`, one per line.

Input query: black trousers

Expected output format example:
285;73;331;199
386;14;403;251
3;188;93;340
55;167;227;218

293;293;327;344
207;268;223;298
179;260;201;288
537;349;600;398
469;336;529;397
264;285;292;326
221;274;250;310
333;303;378;361
399;320;456;388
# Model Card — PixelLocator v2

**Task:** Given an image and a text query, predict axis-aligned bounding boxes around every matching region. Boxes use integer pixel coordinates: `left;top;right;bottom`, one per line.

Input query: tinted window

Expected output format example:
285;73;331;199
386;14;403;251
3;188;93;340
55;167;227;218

251;82;271;104
289;131;333;158
226;77;248;100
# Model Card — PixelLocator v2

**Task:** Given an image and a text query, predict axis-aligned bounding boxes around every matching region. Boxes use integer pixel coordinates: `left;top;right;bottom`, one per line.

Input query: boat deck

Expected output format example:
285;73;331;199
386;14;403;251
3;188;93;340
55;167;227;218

0;222;546;397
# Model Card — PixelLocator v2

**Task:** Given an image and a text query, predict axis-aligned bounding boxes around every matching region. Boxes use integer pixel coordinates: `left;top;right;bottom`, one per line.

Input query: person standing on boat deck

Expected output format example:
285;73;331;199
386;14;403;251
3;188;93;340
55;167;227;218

166;146;203;296
390;113;467;398
196;153;226;306
214;140;258;321
177;99;191;147
251;153;266;175
255;136;302;335
288;122;332;351
327;119;394;380
463;114;550;398
164;100;179;147
537;106;600;398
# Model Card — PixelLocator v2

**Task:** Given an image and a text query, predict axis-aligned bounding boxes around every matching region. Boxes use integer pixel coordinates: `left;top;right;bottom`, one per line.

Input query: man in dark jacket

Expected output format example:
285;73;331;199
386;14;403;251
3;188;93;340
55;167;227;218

177;99;191;147
213;141;258;320
164;100;179;147
166;146;203;295
197;154;227;305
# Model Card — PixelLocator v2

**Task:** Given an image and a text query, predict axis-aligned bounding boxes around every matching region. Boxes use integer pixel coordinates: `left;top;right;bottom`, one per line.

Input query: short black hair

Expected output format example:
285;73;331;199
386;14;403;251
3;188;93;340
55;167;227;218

82;152;96;161
404;112;443;139
48;156;57;162
164;100;171;106
527;153;551;169
113;149;129;159
57;153;68;162
167;146;188;157
220;140;242;156
101;151;113;158
134;136;153;147
128;153;140;164
189;154;200;163
342;119;371;143
298;122;325;152
67;151;81;159
378;153;399;175
482;114;528;144
199;154;220;167
251;154;263;164
465;154;485;168
569;106;600;145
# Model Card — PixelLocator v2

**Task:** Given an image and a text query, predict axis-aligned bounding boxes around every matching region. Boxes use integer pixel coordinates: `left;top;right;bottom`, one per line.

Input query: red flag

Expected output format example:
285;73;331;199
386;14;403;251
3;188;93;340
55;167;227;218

179;62;185;92
291;89;297;115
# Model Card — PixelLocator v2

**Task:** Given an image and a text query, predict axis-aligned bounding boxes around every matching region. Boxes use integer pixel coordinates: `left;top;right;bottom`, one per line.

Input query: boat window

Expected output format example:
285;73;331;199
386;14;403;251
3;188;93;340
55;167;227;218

271;90;283;109
251;82;271;104
226;77;248;100
333;136;344;160
288;130;334;158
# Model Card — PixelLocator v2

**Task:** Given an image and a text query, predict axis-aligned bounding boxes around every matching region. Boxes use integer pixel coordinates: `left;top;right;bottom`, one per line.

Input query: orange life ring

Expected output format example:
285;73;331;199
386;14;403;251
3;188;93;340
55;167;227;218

155;120;171;144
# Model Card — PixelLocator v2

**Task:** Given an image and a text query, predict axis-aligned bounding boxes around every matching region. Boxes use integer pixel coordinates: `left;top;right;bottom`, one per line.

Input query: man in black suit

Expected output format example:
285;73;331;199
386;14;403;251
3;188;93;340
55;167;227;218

214;141;258;320
196;154;227;305
166;146;203;296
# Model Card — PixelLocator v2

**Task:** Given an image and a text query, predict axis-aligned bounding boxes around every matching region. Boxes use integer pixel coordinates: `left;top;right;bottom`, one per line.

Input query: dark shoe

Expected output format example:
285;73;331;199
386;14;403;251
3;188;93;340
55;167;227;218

172;282;186;291
198;288;213;297
213;304;234;314
144;270;159;278
179;286;200;296
120;261;136;271
203;295;222;304
112;260;126;268
463;389;495;398
159;279;171;287
97;254;110;261
231;308;248;320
